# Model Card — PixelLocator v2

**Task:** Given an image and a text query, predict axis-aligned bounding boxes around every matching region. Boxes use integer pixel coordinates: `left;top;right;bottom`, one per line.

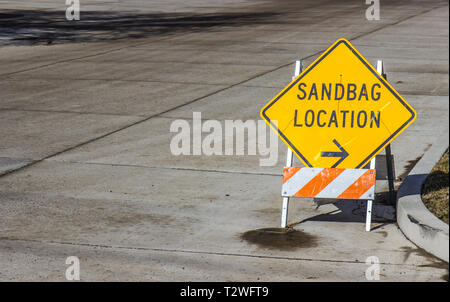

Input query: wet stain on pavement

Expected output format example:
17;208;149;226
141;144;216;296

0;10;281;46
240;227;318;251
397;155;423;181
401;246;449;280
105;213;172;227
376;231;388;238
400;246;440;263
419;262;449;282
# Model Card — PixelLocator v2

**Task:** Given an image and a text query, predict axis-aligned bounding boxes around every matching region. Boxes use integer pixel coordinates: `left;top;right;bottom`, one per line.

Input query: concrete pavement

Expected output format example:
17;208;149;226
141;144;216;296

0;0;448;281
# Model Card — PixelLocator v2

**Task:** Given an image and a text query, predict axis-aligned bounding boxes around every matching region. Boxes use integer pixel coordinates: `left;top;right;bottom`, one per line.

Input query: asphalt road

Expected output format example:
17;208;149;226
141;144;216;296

0;0;448;281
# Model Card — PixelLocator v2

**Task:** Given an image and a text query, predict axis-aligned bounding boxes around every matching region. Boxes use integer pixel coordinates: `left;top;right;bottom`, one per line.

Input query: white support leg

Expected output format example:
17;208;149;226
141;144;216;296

281;148;294;228
365;200;373;232
281;197;290;228
366;156;376;232
281;60;302;228
377;59;384;77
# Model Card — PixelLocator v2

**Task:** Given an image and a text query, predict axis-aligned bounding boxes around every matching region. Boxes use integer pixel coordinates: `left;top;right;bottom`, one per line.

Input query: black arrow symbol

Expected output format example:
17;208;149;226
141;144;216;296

321;139;349;168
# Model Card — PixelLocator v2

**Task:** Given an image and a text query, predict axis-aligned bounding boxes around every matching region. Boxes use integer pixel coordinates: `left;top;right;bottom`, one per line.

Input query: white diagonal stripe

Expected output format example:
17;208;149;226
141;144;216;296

282;168;323;197
360;185;375;200
315;169;368;198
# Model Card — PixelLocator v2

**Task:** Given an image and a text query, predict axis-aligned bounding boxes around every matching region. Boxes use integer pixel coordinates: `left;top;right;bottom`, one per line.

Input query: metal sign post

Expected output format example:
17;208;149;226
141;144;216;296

365;60;388;232
377;59;397;206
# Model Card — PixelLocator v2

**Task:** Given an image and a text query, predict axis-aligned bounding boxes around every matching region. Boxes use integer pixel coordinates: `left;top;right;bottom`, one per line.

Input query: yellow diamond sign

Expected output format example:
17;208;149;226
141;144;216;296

261;38;416;169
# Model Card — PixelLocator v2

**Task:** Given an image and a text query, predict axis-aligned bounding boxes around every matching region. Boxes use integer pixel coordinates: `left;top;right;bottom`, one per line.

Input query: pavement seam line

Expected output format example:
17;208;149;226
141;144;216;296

0;237;424;267
0;108;144;118
44;159;283;177
0;36;175;78
349;4;447;41
1;77;229;86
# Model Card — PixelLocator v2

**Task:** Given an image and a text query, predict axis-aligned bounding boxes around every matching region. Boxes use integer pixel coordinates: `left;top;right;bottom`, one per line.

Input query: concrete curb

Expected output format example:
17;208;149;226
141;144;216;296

397;127;449;263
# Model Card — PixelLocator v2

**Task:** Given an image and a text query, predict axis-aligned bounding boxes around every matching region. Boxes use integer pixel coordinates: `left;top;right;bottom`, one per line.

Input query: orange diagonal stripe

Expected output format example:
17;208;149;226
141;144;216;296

282;167;302;184
338;169;376;199
294;168;344;197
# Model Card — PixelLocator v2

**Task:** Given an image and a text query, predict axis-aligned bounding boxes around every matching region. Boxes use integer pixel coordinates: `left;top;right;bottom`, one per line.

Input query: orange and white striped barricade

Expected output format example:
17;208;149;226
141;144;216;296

282;167;376;200
281;166;376;231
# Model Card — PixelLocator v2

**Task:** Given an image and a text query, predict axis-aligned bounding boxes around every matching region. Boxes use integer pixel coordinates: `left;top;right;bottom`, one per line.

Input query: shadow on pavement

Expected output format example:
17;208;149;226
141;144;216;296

0;10;281;46
297;199;397;224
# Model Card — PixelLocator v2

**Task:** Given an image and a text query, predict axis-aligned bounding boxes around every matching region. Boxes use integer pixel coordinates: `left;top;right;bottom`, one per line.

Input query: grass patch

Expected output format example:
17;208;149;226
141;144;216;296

421;149;449;224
